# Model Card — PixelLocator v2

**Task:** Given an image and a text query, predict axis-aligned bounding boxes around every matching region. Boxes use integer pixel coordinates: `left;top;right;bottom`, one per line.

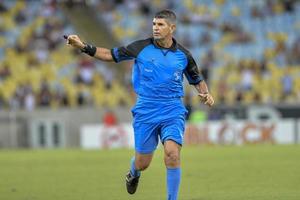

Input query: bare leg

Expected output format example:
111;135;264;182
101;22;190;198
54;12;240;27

164;140;181;200
134;152;154;171
126;152;154;194
164;140;181;168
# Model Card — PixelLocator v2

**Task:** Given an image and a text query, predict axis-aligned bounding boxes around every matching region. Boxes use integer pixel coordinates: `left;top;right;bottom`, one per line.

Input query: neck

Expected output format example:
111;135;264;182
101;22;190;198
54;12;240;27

155;36;173;48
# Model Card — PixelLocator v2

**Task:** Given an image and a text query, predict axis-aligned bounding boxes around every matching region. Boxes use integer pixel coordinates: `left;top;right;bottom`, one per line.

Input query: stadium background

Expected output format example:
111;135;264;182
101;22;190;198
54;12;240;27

0;0;299;200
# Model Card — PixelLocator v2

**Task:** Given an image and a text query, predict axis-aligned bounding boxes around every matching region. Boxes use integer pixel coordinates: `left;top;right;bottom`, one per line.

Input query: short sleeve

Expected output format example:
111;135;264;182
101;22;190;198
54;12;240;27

183;52;204;85
110;39;150;63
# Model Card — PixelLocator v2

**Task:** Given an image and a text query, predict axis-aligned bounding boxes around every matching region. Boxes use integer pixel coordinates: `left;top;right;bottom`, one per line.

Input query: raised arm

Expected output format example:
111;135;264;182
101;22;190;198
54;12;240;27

93;47;114;62
65;34;114;62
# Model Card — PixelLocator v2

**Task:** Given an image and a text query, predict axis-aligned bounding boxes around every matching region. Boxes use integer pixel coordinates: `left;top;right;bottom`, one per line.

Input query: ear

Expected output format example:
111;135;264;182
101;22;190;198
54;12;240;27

170;24;176;33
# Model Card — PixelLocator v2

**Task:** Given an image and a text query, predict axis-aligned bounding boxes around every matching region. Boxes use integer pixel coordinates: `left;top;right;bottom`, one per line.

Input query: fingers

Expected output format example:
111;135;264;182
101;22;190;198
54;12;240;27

63;35;69;45
198;93;214;107
199;94;209;104
204;97;214;107
206;96;214;106
63;34;77;45
67;35;77;40
63;34;71;45
67;35;75;45
198;93;208;101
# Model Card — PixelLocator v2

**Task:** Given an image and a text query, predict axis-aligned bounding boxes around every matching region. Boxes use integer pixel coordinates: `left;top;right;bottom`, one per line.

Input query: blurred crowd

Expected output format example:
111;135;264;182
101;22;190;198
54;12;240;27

0;0;131;111
91;0;300;106
0;0;300;112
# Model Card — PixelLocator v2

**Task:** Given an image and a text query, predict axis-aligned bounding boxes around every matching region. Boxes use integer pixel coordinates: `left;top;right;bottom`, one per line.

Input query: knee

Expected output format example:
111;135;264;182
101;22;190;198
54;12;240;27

164;150;180;167
135;160;150;171
138;164;149;171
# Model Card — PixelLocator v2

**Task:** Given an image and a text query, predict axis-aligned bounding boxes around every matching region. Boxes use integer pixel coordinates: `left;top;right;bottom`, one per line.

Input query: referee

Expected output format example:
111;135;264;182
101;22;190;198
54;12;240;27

65;9;214;200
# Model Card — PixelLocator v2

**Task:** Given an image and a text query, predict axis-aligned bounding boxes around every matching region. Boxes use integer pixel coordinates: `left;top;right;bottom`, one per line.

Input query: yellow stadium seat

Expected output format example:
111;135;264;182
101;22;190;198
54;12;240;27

231;6;241;16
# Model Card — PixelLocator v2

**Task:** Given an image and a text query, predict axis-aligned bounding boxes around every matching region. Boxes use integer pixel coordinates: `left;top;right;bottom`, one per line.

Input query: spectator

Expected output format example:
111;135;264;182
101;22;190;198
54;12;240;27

37;80;52;107
240;66;254;91
282;0;295;12
0;64;11;81
77;56;95;85
281;68;293;99
24;90;35;111
0;2;7;13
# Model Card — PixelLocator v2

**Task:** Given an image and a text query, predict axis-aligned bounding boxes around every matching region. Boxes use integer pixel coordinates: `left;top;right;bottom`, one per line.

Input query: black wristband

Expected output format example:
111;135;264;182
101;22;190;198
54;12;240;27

81;43;97;57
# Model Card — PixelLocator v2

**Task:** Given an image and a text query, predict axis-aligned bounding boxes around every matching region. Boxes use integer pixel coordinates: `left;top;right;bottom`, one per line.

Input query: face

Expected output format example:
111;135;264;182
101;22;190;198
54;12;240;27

152;18;176;40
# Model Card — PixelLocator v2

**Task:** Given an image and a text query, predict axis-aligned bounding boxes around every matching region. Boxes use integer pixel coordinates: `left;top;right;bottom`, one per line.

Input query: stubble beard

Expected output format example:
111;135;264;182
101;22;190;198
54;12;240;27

153;35;163;40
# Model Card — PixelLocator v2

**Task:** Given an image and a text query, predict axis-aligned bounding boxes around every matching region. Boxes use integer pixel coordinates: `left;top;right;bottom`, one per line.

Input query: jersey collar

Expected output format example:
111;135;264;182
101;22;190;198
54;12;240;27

151;37;178;52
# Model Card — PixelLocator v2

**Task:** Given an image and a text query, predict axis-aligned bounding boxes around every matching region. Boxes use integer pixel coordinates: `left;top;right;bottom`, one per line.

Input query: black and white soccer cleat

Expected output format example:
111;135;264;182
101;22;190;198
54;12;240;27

125;171;140;194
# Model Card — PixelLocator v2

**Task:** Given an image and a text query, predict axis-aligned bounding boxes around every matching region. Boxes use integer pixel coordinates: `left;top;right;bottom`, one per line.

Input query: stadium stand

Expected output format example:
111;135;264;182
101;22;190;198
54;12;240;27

92;0;300;106
0;0;133;110
1;0;299;111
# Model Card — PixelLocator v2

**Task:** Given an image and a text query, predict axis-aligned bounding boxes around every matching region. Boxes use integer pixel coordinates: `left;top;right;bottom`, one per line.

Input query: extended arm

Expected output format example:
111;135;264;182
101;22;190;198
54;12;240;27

93;47;114;62
65;34;114;62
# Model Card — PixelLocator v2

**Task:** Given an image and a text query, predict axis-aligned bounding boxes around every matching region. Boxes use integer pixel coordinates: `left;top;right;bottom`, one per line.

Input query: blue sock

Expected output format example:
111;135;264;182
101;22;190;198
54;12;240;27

167;168;181;200
130;157;141;177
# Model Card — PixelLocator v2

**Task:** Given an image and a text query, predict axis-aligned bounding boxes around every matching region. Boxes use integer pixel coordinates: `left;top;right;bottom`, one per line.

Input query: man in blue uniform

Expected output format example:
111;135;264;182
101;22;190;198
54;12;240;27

66;9;214;200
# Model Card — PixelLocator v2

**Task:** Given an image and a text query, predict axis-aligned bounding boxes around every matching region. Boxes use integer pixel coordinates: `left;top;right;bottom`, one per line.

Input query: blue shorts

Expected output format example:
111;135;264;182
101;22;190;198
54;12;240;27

132;117;185;154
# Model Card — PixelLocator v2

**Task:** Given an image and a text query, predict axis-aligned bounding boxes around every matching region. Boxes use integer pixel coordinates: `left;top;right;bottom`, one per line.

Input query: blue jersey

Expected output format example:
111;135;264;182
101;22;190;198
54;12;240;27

111;38;204;123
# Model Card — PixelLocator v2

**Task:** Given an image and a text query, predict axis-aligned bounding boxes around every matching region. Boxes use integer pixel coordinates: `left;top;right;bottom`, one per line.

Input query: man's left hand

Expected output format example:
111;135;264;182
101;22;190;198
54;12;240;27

198;93;214;107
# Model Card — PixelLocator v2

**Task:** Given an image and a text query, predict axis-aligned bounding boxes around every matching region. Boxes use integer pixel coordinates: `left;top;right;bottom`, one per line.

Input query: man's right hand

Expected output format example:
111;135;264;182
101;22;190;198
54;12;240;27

65;34;85;49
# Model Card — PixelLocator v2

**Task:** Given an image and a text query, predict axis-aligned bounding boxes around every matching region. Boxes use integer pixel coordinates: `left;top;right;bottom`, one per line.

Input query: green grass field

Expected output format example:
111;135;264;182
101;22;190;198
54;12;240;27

0;145;299;200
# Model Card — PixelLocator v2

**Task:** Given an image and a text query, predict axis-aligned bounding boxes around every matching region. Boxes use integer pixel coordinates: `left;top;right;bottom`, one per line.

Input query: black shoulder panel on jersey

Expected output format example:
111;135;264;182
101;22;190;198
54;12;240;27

120;38;152;58
177;43;204;85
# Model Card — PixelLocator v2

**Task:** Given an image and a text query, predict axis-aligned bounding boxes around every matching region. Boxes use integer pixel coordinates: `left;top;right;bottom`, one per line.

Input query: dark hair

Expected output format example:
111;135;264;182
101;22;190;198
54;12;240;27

154;9;176;24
